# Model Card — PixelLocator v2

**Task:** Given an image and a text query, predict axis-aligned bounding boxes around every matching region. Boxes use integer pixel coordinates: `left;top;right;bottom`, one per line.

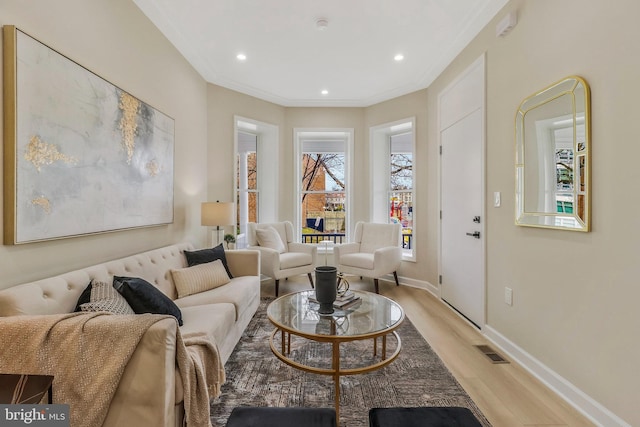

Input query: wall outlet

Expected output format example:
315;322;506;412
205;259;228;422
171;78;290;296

504;287;513;306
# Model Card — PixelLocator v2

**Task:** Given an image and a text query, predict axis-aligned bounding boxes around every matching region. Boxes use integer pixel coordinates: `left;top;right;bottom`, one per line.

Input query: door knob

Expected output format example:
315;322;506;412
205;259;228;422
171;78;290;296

466;231;481;239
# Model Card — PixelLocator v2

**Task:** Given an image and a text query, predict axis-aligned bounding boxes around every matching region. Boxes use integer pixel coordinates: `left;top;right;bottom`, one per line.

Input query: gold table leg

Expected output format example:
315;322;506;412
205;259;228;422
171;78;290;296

280;329;285;355
268;325;403;427
382;335;387;359
332;340;340;421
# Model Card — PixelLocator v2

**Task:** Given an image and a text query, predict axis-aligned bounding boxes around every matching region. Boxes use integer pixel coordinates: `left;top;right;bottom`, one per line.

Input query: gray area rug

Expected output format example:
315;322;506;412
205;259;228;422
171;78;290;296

210;298;491;427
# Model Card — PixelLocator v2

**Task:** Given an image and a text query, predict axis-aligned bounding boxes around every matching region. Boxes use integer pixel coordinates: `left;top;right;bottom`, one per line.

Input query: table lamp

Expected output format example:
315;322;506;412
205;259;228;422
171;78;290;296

201;201;235;247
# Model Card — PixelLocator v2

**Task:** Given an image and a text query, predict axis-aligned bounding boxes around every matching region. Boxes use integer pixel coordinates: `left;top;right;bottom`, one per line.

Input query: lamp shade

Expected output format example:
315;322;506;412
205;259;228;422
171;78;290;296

201;202;235;226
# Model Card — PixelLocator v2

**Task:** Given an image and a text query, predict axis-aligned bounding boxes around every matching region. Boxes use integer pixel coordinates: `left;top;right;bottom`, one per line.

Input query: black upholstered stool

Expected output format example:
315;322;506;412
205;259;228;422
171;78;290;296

369;407;482;427
226;407;337;427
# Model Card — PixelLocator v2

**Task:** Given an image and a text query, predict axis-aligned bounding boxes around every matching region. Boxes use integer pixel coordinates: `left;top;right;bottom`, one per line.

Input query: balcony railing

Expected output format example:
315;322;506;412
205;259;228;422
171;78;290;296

301;233;345;244
302;232;413;249
402;233;412;250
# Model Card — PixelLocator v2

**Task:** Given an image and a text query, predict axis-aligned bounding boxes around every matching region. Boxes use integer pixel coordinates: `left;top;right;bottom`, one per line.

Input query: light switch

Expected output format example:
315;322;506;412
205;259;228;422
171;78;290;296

494;192;501;207
505;287;513;306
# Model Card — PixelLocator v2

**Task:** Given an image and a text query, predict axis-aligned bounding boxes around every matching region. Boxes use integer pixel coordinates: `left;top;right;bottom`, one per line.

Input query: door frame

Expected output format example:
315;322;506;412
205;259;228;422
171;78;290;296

437;54;486;329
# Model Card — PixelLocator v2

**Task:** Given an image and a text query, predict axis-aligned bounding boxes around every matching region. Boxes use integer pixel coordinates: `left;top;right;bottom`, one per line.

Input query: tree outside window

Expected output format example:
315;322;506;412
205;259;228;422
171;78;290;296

389;133;413;251
301;153;345;242
237;132;258;238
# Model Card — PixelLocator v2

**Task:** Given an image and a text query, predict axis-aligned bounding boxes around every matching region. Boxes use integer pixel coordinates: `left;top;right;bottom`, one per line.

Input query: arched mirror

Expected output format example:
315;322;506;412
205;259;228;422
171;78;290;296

515;76;591;231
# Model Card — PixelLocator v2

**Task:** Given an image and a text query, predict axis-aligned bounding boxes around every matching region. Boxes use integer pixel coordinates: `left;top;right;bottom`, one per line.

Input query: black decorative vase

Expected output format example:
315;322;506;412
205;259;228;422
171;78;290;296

315;266;337;314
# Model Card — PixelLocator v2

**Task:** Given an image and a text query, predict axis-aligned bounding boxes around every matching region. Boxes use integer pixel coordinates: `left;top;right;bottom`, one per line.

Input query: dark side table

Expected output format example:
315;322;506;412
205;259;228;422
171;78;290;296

0;374;54;404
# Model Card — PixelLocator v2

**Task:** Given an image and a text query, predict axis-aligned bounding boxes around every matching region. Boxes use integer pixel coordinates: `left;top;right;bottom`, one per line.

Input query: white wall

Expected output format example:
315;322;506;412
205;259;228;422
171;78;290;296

426;0;640;424
0;0;208;289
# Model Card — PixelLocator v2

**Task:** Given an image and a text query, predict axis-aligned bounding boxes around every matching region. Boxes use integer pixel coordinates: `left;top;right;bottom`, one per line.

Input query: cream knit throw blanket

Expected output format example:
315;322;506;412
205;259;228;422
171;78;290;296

177;329;226;427
0;312;223;427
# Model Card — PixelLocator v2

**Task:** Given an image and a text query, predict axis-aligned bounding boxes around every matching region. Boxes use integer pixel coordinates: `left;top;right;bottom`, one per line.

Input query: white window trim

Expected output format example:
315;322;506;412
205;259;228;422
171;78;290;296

234;116;279;248
369;117;416;261
294;128;354;243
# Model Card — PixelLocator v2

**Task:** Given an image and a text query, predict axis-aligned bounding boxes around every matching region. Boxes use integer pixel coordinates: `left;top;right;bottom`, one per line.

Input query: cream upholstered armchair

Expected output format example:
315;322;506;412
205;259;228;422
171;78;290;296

247;221;317;296
334;221;402;294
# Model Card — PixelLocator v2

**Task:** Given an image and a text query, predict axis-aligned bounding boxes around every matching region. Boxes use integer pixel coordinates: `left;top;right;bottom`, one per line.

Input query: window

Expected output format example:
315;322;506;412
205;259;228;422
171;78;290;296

390;132;414;253
234;117;279;248
237;131;258;238
295;130;353;244
370;119;415;260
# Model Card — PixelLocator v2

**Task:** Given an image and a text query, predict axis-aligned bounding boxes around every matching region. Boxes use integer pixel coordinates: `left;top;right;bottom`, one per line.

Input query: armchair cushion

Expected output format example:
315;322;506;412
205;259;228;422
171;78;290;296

280;252;314;270
288;242;315;254
339;253;375;270
255;226;286;253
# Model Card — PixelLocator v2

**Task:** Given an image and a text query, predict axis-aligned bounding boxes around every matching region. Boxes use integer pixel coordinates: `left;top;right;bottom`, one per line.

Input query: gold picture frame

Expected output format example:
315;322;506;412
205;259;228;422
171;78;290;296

515;76;591;231
3;26;175;244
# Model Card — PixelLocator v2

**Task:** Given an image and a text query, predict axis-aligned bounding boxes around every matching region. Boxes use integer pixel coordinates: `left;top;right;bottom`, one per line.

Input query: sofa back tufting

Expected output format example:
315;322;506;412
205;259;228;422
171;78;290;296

0;243;195;317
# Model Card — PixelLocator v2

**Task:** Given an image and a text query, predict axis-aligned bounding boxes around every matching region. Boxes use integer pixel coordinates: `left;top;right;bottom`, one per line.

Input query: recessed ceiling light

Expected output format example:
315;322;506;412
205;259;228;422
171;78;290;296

316;18;329;31
321;89;329;95
394;54;404;61
236;53;247;61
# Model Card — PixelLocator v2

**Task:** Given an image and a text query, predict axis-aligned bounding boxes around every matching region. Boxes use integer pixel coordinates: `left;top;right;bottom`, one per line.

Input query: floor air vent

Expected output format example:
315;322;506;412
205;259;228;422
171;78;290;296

475;344;509;364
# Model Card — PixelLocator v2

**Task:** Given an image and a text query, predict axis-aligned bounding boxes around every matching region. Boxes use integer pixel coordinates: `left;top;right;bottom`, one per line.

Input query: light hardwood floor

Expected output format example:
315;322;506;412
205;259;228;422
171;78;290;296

261;275;594;427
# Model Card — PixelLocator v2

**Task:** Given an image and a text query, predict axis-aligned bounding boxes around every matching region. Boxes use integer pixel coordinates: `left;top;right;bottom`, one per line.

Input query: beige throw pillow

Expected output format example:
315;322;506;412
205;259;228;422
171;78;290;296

80;280;135;315
255;226;286;253
171;259;231;298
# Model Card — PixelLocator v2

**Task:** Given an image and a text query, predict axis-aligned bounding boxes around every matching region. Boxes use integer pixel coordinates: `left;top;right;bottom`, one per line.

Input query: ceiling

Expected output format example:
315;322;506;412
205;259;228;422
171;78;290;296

132;0;509;107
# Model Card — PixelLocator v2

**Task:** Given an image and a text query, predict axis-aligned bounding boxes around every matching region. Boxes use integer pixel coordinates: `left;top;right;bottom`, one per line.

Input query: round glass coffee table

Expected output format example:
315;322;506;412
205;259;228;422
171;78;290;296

266;289;405;420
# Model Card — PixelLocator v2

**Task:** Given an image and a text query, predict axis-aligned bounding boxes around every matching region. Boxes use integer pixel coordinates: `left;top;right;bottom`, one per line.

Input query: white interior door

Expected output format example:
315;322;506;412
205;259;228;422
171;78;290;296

439;55;485;329
441;109;484;327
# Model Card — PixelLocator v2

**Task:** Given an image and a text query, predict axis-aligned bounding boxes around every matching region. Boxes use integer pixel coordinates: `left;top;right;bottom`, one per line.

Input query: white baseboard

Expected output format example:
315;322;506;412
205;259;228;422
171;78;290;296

388;277;629;426
483;325;631;427
390;274;438;295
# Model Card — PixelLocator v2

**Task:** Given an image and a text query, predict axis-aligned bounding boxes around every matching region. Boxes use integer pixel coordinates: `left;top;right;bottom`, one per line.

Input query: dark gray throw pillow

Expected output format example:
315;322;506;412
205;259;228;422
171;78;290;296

184;243;233;278
74;281;93;312
112;276;183;326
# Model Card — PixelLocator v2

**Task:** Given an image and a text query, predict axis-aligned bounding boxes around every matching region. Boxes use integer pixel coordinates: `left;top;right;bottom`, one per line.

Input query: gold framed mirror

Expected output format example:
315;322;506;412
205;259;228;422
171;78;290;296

515;76;591;231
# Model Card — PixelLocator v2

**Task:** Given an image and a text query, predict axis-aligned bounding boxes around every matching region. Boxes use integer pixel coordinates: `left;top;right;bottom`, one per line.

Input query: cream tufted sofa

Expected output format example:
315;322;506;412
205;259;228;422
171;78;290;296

0;243;261;427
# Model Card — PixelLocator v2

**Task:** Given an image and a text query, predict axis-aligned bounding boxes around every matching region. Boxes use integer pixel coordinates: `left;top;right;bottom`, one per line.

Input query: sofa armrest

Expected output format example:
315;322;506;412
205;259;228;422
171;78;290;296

225;249;260;277
103;317;178;427
247;245;280;277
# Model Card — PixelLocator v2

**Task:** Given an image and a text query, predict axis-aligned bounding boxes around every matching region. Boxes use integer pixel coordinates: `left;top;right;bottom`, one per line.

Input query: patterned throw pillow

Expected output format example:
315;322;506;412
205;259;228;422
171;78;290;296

80;280;135;315
171;259;231;299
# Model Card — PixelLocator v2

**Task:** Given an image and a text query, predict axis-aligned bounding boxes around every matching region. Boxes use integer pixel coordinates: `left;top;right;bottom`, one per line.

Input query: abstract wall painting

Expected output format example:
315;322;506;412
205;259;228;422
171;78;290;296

3;26;174;244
